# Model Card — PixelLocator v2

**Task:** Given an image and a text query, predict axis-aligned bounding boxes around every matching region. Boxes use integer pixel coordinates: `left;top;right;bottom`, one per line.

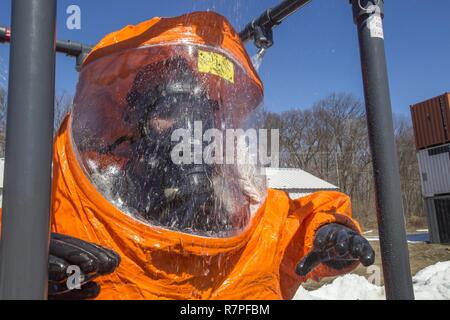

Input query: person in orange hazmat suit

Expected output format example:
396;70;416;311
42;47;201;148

23;11;375;299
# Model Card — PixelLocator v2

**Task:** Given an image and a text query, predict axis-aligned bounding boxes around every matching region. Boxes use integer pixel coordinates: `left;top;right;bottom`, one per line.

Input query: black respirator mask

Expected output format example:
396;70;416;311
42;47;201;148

120;82;227;233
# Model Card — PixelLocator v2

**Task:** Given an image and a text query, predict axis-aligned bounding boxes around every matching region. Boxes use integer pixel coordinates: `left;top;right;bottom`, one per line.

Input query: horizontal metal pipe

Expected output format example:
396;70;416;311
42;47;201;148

239;0;311;43
1;26;93;57
56;39;93;57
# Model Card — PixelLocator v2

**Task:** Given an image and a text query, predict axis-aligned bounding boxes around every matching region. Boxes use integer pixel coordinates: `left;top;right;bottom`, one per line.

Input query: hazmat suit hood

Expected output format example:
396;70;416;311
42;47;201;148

69;11;267;238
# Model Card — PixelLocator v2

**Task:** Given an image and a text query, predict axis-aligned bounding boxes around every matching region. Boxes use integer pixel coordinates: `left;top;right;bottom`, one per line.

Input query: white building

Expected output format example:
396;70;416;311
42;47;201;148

264;167;339;199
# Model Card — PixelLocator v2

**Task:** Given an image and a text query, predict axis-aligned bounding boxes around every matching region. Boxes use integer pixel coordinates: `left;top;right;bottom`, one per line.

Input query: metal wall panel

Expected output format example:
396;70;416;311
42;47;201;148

417;143;450;197
434;197;450;243
445;93;450;139
410;93;450;150
424;195;450;244
424;198;441;243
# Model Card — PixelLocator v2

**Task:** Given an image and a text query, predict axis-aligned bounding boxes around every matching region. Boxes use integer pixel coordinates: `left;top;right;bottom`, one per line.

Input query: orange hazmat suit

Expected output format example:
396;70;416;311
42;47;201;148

37;12;362;300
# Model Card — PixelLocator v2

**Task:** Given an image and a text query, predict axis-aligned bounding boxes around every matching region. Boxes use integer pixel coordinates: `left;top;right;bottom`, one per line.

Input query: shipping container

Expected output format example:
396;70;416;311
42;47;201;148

424;195;450;244
417;143;450;197
410;93;450;150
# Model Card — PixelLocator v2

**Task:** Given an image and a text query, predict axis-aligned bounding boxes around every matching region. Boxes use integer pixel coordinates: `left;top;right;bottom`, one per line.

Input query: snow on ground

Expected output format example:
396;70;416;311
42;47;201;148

294;261;450;300
413;261;450;299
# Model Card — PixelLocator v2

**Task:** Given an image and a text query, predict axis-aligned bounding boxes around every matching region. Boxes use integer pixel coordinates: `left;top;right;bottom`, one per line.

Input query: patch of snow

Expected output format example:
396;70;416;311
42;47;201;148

295;274;385;300
294;261;450;300
413;261;450;300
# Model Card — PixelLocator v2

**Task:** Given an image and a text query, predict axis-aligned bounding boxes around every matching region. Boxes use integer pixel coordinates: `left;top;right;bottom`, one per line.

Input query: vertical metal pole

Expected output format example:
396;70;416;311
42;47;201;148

350;0;414;300
0;0;56;299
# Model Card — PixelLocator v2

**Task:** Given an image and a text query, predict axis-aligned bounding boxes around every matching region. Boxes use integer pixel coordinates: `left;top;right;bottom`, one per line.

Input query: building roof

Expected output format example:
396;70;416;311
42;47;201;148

264;167;338;191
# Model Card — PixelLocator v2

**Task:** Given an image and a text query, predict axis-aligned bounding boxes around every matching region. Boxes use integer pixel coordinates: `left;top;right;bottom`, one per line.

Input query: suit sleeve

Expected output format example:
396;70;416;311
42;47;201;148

278;191;363;299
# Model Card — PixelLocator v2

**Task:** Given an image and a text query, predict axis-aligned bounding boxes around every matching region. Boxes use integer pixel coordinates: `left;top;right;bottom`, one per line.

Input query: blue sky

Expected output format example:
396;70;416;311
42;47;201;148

1;0;449;115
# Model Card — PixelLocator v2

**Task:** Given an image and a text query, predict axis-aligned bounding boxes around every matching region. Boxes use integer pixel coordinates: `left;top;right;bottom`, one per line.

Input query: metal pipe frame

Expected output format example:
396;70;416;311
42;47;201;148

239;0;312;44
350;0;414;300
0;0;57;300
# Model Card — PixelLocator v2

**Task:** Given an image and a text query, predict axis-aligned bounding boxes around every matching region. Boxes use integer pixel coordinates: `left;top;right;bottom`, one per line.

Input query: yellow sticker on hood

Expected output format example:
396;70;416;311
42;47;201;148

198;50;234;83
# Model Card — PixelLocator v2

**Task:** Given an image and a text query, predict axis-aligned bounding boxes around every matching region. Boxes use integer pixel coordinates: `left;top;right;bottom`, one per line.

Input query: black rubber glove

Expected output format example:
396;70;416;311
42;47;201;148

296;223;375;277
48;233;121;300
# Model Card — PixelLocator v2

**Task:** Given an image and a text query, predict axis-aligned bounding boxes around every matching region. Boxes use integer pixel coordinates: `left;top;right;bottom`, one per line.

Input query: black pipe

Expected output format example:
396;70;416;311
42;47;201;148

1;26;92;71
55;39;92;57
239;0;311;44
0;0;57;299
350;0;414;300
55;39;93;71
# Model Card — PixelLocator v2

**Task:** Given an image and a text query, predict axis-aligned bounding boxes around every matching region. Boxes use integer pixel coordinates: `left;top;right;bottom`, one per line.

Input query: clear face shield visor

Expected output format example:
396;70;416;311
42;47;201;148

71;44;269;238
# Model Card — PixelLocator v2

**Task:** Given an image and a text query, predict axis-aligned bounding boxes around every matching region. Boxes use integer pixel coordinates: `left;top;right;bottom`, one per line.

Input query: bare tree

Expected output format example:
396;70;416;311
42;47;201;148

54;91;73;132
262;92;425;228
394;114;425;221
0;89;73;157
